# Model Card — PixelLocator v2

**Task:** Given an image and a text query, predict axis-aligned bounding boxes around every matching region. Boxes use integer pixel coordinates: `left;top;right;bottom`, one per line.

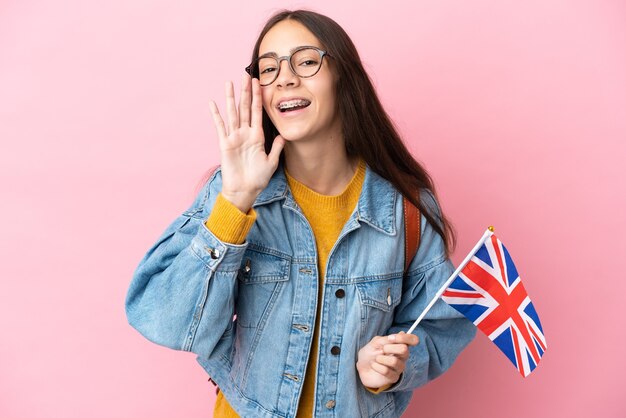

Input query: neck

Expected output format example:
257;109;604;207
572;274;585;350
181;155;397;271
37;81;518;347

283;135;358;196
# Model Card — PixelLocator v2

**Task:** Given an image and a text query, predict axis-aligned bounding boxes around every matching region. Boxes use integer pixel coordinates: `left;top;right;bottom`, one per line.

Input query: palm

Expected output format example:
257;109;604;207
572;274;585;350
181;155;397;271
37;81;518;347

220;122;273;195
209;76;284;210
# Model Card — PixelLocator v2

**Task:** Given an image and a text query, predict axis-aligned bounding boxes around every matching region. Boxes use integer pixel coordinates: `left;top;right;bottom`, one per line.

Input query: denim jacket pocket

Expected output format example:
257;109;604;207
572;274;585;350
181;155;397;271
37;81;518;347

355;275;403;343
355;276;403;312
235;248;290;329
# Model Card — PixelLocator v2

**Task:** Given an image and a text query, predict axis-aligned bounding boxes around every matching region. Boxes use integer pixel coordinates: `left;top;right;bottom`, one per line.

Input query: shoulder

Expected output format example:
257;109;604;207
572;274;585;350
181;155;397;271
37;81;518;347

418;188;443;219
197;165;222;193
185;166;223;216
409;188;448;272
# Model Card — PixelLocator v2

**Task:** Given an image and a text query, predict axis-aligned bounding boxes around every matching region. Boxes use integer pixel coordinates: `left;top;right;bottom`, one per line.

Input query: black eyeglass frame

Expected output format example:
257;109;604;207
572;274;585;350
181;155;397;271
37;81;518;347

245;46;330;86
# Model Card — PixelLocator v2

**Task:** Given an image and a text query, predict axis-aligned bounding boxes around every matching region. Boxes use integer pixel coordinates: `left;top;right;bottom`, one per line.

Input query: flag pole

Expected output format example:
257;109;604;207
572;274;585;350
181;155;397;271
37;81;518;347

406;227;495;335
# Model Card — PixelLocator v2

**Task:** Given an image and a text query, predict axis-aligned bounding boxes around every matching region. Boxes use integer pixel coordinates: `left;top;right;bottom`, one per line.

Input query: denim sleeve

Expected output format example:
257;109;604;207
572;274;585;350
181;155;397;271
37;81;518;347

384;191;476;393
125;170;248;356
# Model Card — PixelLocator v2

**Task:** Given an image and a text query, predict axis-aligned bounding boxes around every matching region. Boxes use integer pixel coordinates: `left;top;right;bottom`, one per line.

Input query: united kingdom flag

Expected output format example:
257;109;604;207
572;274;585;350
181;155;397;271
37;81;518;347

442;233;547;377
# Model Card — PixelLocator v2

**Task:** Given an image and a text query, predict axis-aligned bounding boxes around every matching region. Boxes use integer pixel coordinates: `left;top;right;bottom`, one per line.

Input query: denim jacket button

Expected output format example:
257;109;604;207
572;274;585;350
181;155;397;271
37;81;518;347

205;247;220;259
325;400;336;409
335;288;345;298
330;346;341;355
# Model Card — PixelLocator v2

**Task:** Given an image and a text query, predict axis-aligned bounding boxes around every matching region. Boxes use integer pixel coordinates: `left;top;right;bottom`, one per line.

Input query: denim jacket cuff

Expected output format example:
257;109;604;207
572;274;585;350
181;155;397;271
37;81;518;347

190;221;248;271
383;371;407;392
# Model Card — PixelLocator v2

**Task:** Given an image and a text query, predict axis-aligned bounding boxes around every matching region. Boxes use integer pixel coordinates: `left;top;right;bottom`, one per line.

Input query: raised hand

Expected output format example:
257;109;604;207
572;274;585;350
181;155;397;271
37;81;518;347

209;74;285;213
356;332;419;390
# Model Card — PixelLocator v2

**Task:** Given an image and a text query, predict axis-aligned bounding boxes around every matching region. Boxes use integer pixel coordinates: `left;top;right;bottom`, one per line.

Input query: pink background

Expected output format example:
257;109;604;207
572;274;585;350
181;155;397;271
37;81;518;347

1;0;625;417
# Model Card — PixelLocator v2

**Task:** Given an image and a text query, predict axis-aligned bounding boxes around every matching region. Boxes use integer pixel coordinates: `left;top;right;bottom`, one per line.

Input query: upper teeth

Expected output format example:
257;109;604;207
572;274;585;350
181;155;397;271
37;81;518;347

278;99;310;110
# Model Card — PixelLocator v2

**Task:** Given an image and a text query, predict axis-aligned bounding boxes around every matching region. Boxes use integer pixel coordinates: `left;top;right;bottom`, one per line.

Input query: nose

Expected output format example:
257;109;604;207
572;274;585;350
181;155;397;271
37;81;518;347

275;58;299;88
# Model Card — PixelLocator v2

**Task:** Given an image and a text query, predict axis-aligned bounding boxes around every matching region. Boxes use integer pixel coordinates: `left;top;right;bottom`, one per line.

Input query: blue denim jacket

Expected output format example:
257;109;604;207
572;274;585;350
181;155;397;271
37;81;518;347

125;164;475;418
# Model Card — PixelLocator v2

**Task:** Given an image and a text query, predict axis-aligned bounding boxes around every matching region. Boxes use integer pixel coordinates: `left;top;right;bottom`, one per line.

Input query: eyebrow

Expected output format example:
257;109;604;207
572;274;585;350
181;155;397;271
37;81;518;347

258;45;319;58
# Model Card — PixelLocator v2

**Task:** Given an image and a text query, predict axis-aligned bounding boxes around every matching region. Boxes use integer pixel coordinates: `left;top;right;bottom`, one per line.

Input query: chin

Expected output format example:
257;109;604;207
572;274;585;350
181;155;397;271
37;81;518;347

278;134;302;142
276;128;310;142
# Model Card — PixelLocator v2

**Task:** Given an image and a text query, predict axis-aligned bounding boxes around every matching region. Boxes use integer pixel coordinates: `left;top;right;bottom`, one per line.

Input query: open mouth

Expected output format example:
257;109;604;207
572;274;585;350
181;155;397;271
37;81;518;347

277;99;311;113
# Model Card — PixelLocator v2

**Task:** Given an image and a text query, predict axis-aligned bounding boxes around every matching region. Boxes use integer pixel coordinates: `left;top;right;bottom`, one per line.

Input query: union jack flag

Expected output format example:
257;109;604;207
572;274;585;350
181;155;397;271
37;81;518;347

442;233;547;377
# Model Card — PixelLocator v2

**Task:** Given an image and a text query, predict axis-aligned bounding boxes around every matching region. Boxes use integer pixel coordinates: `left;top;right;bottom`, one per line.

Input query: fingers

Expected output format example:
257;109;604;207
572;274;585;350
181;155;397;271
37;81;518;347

375;332;419;360
370;361;401;382
382;343;410;359
239;74;251;127
225;81;239;133
369;335;387;350
220;77;260;133
376;354;404;373
387;332;419;346
251;77;264;127
209;100;227;140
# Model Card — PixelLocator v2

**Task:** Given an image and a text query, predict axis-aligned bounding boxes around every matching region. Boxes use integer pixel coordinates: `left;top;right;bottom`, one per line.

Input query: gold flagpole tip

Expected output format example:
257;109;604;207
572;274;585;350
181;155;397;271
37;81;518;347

488;226;495;232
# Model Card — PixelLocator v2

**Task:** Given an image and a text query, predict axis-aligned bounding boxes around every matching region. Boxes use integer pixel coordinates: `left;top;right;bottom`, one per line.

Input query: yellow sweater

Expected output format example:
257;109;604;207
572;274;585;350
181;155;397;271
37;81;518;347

206;160;366;417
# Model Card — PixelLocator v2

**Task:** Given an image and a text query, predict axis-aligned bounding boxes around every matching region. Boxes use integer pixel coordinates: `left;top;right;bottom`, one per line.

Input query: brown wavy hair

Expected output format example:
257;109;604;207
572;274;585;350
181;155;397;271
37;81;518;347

250;9;456;255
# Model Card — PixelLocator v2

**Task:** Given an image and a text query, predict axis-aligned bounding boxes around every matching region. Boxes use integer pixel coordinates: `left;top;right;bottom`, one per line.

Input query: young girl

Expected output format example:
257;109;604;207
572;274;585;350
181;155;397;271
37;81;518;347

126;9;475;418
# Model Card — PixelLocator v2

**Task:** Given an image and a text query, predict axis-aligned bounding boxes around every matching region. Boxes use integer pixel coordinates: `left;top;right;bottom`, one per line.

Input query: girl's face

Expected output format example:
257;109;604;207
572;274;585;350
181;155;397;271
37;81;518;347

259;20;341;144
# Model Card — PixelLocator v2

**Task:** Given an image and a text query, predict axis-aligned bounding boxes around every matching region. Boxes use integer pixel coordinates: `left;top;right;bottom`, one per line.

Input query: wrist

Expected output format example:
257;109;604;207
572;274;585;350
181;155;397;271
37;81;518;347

221;190;258;213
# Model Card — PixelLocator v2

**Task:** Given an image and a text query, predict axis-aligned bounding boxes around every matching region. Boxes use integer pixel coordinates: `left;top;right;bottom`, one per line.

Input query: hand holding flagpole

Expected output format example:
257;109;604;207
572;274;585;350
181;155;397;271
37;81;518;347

406;226;547;377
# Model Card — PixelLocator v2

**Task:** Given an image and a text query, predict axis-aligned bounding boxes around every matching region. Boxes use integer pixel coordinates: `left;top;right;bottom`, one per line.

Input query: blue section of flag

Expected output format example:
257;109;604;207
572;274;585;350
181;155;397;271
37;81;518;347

493;328;516;365
474;244;493;269
534;338;545;357
502;244;519;287
449;303;489;323
526;348;537;372
524;302;544;333
449;276;475;291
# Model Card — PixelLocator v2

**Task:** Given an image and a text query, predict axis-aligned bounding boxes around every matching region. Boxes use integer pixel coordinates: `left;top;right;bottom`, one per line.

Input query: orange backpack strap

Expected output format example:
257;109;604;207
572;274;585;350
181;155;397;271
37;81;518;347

403;197;421;273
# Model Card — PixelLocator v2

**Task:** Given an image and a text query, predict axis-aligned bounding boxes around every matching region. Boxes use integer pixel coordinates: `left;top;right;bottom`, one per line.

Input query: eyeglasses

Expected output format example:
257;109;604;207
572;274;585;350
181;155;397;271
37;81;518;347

245;46;329;86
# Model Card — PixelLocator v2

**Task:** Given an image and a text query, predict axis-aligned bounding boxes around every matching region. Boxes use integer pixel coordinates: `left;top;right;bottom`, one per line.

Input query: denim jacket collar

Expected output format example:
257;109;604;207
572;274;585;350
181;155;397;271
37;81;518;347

253;162;398;236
